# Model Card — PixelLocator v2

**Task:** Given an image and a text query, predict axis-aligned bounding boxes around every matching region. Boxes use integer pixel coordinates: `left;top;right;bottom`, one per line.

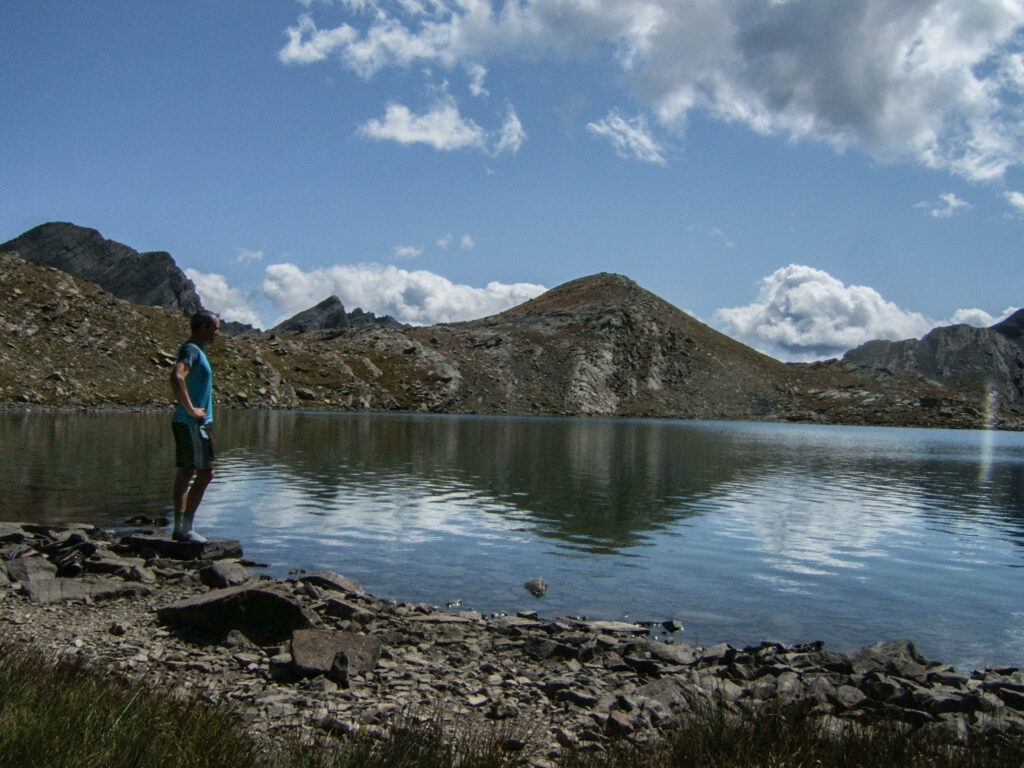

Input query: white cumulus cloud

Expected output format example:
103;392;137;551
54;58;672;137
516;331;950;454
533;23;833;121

185;269;263;327
714;265;1022;361
714;265;935;361
262;261;546;325
282;0;1024;180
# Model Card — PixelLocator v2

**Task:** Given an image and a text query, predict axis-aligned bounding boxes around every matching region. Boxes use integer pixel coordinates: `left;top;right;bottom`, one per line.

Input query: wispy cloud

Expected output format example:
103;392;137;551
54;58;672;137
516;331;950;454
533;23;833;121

392;244;423;260
586;110;666;165
282;0;1024;180
915;192;971;218
235;248;264;264
493;106;526;156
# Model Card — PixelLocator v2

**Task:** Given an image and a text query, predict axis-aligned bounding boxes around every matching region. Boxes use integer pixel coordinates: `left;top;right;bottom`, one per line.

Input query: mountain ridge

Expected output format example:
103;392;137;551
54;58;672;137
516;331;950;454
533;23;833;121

1;224;1020;429
0;222;202;317
843;314;1024;407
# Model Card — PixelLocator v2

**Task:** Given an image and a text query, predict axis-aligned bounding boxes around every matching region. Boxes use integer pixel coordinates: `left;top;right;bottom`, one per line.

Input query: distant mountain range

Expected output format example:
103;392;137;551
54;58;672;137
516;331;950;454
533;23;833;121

1;222;1020;429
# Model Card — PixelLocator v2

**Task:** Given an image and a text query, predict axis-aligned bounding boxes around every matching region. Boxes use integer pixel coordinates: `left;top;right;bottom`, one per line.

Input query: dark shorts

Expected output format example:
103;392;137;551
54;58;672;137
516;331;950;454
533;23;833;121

172;422;214;470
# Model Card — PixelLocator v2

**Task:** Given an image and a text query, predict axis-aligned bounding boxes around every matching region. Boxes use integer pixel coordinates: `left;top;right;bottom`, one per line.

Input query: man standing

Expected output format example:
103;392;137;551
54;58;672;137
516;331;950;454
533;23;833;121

169;310;220;543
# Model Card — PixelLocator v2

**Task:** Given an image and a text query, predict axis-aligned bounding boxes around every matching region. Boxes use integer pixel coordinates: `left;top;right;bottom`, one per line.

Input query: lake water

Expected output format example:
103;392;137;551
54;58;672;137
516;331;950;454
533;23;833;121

2;410;1023;673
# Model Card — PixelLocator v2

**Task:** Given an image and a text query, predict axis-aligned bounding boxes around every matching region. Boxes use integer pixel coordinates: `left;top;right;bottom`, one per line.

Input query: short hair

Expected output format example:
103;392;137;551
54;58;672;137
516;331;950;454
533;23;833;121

190;310;219;334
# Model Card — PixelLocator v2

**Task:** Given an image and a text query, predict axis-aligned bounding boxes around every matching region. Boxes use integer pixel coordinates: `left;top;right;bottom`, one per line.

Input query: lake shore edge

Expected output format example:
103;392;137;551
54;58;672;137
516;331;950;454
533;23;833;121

3;519;1024;762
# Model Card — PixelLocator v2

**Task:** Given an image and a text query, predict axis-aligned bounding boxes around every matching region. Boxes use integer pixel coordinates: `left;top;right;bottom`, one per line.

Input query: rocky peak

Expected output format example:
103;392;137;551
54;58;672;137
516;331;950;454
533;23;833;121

270;296;404;334
0;222;202;316
843;320;1024;405
992;308;1024;344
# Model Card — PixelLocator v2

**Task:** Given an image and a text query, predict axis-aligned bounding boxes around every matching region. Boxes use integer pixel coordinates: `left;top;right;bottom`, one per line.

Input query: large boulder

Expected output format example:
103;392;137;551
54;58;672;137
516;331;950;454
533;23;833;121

156;584;315;644
289;628;382;686
118;533;242;561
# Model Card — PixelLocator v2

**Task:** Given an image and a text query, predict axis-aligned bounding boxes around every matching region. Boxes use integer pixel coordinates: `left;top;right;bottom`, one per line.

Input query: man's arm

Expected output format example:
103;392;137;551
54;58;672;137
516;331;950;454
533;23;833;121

170;362;207;421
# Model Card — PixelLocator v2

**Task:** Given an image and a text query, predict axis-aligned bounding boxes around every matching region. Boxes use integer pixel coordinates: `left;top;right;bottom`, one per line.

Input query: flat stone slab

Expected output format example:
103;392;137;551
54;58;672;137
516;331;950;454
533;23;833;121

199;561;257;588
290;628;381;685
299;571;365;595
157;584;314;645
578;620;649;635
5;555;58;583
119;534;243;561
21;575;154;604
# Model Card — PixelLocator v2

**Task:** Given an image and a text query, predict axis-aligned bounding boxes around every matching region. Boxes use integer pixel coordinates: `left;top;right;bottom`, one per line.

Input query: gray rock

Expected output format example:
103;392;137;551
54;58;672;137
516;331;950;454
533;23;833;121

157;584;315;644
0;522;29;542
636;677;692;712
301;571;365;596
323;597;374;623
83;551;148;576
831;684;870;711
200;561;256;588
524;578;547;597
624;639;699;666
854;640;931;683
289;628;381;686
5;555;58;583
119;534;243;561
21;576;153;604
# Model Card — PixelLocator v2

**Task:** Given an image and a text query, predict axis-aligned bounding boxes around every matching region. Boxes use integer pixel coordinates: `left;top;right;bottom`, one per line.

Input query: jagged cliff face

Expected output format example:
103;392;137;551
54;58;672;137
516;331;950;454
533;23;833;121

1;251;1019;429
843;322;1024;406
269;296;404;334
0;222;202;316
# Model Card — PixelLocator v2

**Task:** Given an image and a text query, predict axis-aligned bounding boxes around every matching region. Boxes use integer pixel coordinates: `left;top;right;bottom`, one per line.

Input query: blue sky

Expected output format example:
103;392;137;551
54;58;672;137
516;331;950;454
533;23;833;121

2;0;1022;360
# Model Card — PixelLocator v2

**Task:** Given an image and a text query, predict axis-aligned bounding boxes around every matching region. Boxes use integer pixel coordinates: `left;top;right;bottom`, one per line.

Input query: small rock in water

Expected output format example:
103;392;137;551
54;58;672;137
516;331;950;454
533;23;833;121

662;619;684;633
523;578;547;597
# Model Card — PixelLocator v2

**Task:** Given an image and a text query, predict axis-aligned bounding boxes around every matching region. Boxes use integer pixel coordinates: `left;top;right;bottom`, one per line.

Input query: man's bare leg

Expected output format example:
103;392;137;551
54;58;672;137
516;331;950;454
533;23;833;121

173;467;213;542
173;467;195;537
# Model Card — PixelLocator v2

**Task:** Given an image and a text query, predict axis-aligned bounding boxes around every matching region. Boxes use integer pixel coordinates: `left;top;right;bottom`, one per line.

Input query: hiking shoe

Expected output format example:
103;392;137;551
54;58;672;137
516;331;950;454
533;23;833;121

172;530;208;544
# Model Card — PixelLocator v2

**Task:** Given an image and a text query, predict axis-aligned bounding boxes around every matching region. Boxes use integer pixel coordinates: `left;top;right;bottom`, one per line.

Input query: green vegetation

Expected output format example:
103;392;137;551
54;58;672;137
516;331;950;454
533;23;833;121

2;638;1023;768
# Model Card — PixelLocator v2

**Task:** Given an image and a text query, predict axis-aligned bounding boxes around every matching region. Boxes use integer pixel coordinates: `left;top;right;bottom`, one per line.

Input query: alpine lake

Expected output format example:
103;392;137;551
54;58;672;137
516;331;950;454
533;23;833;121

3;409;1023;674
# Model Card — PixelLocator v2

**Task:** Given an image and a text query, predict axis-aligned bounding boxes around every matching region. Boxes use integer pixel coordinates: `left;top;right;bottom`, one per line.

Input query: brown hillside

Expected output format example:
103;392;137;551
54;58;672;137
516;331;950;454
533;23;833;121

1;253;1018;429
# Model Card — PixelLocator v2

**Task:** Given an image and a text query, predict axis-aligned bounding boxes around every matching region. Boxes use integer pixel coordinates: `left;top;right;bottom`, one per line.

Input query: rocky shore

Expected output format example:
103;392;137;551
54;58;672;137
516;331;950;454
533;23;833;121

3;521;1024;762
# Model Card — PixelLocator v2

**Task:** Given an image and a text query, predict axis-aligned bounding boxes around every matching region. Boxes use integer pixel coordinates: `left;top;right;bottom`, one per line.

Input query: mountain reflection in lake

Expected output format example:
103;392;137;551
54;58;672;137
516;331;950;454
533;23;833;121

2;410;1023;672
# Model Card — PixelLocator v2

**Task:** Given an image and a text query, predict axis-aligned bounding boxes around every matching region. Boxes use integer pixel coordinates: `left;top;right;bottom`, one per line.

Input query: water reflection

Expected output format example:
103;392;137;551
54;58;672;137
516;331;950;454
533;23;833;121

2;410;1023;670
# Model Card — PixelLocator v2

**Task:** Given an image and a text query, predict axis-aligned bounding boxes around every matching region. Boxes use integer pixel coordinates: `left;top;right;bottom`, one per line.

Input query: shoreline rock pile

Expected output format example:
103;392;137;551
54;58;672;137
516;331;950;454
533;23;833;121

2;521;1024;760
